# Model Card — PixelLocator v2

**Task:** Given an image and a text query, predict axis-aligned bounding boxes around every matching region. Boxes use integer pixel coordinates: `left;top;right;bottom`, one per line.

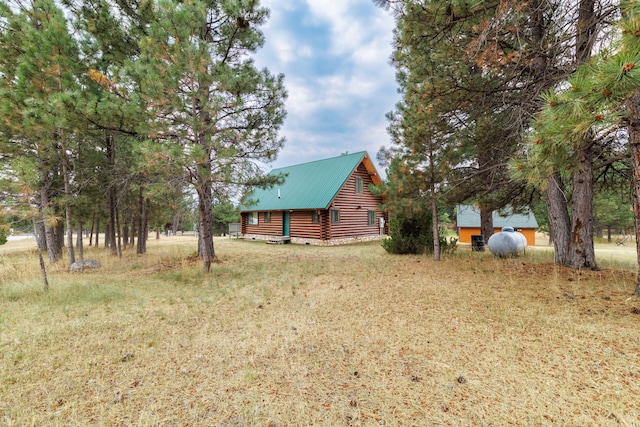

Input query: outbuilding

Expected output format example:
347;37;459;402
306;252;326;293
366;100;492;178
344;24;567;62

240;152;388;245
456;204;539;246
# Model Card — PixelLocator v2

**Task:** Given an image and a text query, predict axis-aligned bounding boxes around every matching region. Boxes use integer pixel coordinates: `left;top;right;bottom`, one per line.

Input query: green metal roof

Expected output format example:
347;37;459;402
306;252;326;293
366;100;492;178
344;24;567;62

241;151;378;211
456;204;539;229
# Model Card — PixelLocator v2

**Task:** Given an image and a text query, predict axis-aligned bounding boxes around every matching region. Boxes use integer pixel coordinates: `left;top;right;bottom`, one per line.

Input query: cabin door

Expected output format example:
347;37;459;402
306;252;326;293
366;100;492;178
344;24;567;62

283;211;290;236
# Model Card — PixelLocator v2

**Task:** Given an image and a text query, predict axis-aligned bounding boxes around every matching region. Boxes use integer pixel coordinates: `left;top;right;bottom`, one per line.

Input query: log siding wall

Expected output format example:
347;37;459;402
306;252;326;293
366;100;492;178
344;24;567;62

326;163;385;239
243;210;284;237
290;211;322;239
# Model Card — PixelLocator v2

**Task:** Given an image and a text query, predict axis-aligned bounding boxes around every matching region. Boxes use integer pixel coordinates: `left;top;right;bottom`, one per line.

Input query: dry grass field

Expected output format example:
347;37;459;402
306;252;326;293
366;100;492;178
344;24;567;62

1;236;640;426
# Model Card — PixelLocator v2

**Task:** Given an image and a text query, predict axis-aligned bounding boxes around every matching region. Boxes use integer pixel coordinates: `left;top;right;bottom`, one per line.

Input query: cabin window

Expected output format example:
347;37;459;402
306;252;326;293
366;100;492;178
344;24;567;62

355;177;363;193
311;211;319;223
264;212;271;223
368;210;376;226
248;212;258;225
331;209;340;223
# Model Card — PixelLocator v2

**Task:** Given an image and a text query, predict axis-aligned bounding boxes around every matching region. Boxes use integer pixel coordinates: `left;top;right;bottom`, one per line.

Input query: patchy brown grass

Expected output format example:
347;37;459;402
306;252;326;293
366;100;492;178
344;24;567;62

1;236;640;426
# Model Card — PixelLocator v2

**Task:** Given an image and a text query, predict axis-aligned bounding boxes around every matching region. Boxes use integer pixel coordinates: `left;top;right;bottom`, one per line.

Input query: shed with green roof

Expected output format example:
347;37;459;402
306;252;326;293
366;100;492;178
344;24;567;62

240;152;387;245
456;204;539;246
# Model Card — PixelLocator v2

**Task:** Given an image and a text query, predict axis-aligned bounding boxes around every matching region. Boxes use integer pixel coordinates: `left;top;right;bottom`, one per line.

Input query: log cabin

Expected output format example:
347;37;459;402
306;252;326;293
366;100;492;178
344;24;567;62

456;204;539;246
240;151;388;245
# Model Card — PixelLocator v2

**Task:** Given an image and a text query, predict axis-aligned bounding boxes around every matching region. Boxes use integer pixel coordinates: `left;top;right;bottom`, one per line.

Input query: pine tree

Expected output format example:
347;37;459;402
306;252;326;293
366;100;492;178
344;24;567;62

593;187;634;242
378;1;615;269
127;0;286;272
66;0;187;257
0;0;84;265
380;1;547;247
1;0;285;273
518;0;640;293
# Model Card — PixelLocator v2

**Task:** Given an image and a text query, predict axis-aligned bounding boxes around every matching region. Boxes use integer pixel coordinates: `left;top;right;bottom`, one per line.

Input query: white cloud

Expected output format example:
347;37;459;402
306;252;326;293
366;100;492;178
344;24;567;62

281;73;378;126
253;0;399;173
282;80;317;116
258;35;315;66
304;0;394;55
305;0;363;53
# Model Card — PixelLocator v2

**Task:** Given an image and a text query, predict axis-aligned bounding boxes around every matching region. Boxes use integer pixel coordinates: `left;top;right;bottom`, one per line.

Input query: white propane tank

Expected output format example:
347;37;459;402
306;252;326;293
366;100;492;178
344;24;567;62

487;227;527;258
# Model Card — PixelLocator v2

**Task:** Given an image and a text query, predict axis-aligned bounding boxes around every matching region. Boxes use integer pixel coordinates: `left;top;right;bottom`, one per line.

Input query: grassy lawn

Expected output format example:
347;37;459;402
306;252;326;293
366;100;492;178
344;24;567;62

1;236;640;426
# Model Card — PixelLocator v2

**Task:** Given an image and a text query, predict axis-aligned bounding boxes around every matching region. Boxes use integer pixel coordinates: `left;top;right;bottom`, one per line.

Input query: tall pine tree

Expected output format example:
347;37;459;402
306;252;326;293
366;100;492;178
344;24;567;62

518;0;640;293
128;0;286;272
378;0;615;269
0;0;83;265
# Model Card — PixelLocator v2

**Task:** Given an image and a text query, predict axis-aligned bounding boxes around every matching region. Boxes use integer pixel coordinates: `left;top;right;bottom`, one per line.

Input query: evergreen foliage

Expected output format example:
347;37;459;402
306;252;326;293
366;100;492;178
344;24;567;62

212;201;240;236
384;1;550;212
382;208;456;255
382;210;433;255
124;0;287;271
515;0;640;292
0;0;85;264
0;0;286;272
593;188;634;239
377;0;565;255
374;156;456;255
378;0;616;269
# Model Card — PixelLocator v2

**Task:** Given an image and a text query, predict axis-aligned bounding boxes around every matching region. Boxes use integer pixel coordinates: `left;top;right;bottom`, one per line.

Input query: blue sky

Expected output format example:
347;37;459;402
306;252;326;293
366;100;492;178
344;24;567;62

253;0;399;174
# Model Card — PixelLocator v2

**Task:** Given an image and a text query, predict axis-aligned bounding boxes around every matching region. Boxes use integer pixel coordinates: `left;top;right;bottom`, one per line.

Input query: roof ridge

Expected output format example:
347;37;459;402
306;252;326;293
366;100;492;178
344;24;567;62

270;151;366;171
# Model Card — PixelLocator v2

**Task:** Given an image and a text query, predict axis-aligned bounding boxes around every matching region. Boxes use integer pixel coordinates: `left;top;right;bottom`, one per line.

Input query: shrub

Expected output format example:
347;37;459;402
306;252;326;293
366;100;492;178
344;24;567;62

382;209;457;255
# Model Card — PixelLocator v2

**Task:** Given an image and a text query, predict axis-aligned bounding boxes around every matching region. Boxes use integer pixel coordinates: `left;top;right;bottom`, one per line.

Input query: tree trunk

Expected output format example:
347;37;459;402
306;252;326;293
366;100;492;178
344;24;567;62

33;217;49;291
626;92;640;295
570;140;597;269
52;58;74;265
537;0;599;269
129;208;136;247
431;188;440;261
576;0;597;65
95;215;100;248
76;220;84;261
480;208;493;244
89;212;95;246
565;0;598;270
197;178;216;272
137;185;146;254
60;139;75;266
106;132;118;256
172;215;180;234
545;173;572;265
122;222;129;249
54;221;65;259
116;204;122;258
193;80;216;272
528;0;546;77
122;205;130;249
35;219;46;252
530;0;572;265
143;199;150;248
429;143;440;261
108;188;117;256
39;184;60;264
